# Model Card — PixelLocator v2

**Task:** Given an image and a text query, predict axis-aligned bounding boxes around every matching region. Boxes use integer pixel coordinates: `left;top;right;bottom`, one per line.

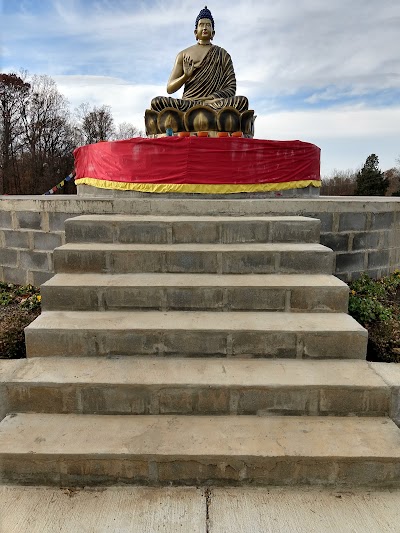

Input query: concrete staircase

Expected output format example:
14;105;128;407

1;211;400;487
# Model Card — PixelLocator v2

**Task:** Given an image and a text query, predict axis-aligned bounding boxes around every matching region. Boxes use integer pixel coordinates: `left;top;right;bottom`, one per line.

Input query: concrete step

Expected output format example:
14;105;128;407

3;358;389;416
25;310;367;359
65;215;321;244
53;243;334;275
41;273;349;312
0;413;399;486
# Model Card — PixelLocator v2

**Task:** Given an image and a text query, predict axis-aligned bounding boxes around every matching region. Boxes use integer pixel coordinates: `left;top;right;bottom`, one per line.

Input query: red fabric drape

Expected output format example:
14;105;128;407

74;137;320;185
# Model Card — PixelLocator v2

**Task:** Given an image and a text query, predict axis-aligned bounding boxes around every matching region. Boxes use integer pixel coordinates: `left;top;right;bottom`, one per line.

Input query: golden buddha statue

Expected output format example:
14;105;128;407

145;6;254;137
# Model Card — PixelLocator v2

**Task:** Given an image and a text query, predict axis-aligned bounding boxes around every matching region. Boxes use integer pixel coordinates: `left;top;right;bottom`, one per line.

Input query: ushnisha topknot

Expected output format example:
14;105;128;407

195;6;214;29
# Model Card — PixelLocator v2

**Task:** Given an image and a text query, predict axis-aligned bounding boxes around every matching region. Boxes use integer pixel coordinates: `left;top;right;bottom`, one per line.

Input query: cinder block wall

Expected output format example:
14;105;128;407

1;196;399;285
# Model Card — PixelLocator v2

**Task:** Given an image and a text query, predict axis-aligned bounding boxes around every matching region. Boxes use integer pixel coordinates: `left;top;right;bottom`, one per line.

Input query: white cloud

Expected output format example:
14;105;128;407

54;75;164;120
3;0;400;174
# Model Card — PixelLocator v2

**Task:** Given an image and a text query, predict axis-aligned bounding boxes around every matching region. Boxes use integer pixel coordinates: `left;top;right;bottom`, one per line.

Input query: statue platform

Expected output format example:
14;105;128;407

145;106;255;138
74;137;321;197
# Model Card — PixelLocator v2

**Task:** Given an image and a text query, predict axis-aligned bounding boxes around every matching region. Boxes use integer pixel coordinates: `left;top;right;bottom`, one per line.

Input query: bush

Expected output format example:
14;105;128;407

348;271;400;363
0;283;41;358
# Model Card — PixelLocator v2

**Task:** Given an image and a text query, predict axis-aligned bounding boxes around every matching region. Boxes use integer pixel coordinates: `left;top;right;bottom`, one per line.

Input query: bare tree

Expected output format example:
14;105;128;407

385;167;400;196
76;103;115;144
19;75;75;194
1;71;145;195
320;168;357;196
113;121;144;140
0;73;30;194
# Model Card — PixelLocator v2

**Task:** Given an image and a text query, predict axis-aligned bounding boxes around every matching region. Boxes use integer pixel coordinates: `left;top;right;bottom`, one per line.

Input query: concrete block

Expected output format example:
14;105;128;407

336;252;365;272
16;211;42;230
0;249;18;267
25;329;97;358
379;230;390;248
79;386;150;415
33;232;62;251
49;213;75;232
165;251;218;273
5;384;76;414
41;285;100;311
320;233;349;252
371;212;393;230
54;249;108;273
2;267;28;286
159;389;194;414
392;388;400;427
339;213;367;232
221;252;275;274
220;221;269;244
350;269;380;281
162;331;227;356
0;210;12;229
195;388;230;414
319;388;390;416
302;331;367;359
119;223;168;244
105;287;162;310
65;221;114;243
112;251;164;273
231;332;297;358
19;251;49;271
306;212;333;232
228;288;286;311
166;287;224;310
369;362;400;427
32;271;54;287
237;388;319;415
157;460;235;485
3;230;30;249
279;250;334;274
268;220;320;243
368;250;389;269
172;222;218;243
352;232;380;251
94;331;163;357
290;287;349;313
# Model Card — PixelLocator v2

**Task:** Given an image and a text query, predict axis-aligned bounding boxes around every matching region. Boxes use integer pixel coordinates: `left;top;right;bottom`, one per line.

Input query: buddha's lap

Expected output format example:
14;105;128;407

151;95;249;112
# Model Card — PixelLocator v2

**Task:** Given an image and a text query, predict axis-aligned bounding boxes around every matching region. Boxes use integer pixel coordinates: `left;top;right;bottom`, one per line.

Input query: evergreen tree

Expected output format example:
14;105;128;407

355;154;389;196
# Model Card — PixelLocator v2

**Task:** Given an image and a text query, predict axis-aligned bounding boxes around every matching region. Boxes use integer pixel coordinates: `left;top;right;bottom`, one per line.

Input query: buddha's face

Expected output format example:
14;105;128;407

195;18;215;41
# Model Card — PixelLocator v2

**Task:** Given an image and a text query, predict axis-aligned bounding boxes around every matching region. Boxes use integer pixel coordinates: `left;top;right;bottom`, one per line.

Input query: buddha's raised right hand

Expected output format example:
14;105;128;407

183;54;195;79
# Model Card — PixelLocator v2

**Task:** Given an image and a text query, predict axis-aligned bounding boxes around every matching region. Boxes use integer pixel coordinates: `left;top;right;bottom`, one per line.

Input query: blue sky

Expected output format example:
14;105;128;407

2;0;400;176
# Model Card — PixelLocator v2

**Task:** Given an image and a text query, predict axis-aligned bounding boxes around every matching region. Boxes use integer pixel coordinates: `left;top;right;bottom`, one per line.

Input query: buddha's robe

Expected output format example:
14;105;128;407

151;45;248;112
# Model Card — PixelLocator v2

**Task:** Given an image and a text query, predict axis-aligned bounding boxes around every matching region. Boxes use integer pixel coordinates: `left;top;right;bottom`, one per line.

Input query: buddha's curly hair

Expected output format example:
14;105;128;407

195;6;214;29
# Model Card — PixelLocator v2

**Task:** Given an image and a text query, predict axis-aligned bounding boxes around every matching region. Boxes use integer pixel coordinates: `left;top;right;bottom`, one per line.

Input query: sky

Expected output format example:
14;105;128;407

1;0;400;176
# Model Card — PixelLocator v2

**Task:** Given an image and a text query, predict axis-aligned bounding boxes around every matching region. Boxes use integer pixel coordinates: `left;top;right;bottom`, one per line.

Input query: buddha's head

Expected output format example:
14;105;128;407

194;6;215;42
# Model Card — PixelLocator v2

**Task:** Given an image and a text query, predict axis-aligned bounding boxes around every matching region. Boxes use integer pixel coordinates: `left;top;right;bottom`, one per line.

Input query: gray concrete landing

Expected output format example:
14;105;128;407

1;485;399;532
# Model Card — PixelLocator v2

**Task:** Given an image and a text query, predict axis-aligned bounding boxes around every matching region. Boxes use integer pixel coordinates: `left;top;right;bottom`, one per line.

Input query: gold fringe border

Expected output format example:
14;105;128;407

75;177;321;194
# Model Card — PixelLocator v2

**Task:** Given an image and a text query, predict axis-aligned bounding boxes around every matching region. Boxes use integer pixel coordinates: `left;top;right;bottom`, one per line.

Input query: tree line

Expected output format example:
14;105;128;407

321;154;400;196
0;72;142;195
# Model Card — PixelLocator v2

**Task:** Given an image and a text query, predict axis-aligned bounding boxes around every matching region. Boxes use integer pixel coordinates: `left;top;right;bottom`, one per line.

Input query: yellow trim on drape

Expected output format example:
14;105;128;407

75;178;321;194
